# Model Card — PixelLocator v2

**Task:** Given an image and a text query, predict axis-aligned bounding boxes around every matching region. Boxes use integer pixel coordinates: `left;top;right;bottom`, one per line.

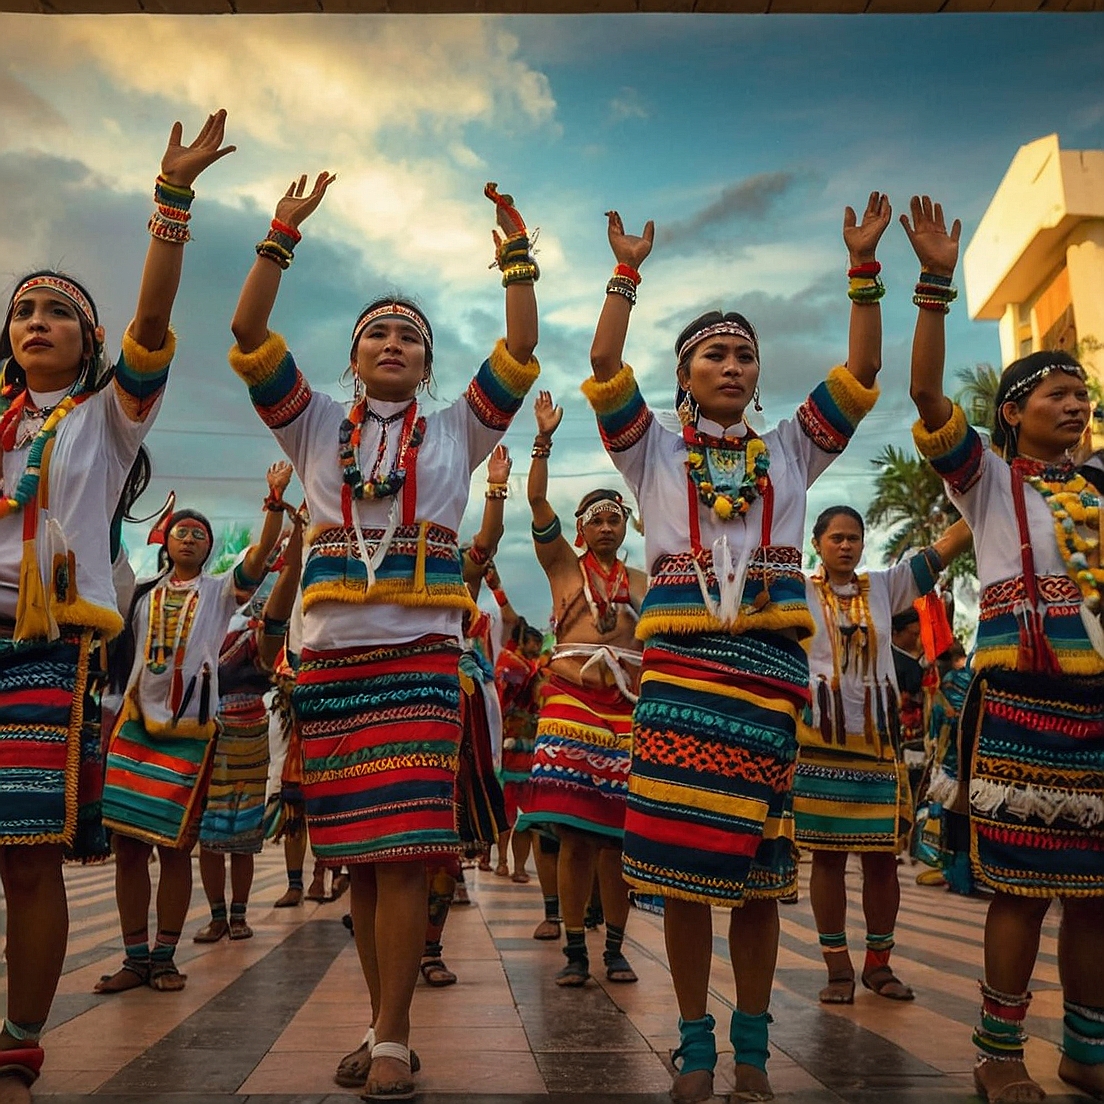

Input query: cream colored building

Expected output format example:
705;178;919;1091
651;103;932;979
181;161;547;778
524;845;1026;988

964;134;1104;381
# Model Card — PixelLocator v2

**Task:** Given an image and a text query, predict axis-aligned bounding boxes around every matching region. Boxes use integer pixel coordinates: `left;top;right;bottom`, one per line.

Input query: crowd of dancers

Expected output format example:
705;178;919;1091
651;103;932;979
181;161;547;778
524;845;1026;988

0;108;1102;1104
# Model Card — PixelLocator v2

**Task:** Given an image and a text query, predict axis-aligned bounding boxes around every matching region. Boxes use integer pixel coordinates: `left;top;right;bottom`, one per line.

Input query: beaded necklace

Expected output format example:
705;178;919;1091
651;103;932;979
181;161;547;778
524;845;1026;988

145;578;200;674
683;424;770;521
0;391;86;519
1014;456;1104;613
338;399;425;526
579;550;631;634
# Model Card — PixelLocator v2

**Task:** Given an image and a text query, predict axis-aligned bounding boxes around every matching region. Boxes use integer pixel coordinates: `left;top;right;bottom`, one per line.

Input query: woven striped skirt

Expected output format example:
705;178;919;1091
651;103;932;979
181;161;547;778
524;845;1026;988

967;668;1104;897
199;692;271;855
292;635;462;865
516;674;634;841
0;628;107;859
792;736;911;853
102;700;216;849
456;653;509;849
622;631;808;907
264;691;305;843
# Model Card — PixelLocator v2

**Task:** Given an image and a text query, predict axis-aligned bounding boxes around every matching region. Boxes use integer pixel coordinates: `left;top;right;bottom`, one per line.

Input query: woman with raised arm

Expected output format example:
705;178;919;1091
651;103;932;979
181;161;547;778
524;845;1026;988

228;175;539;1100
903;195;1104;1104
0;111;233;1103
96;465;285;994
793;505;971;1005
194;499;308;944
581;195;888;1103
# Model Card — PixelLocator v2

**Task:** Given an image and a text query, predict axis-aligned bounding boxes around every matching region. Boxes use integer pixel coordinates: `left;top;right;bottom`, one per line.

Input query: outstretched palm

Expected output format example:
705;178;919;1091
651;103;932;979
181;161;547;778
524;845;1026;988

534;390;564;437
900;195;961;277
606;210;654;270
487;445;512;484
275;172;337;230
843;191;891;263
160;110;236;189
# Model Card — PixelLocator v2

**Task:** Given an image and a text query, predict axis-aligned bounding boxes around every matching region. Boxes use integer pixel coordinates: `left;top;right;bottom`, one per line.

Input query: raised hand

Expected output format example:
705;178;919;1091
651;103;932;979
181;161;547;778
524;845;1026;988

267;460;293;498
606;210;654;271
275;172;337;230
486;182;528;239
487;444;512;485
160;109;236;189
534;390;564;438
900;195;961;278
843;191;891;264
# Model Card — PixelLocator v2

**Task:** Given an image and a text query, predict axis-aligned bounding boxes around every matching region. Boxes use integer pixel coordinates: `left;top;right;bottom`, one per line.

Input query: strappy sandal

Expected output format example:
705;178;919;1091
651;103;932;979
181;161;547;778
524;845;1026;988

228;918;253;941
819;973;856;1005
861;965;914;1001
148;961;187;991
420;958;458;987
0;1045;44;1088
603;950;638;983
334;1032;421;1089
973;1058;1045;1103
94;956;150;993
193;919;229;943
362;1041;416;1101
555;957;590;987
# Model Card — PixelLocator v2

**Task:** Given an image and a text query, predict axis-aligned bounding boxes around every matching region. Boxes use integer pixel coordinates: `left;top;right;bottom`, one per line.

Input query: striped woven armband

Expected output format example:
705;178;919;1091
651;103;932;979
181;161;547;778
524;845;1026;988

912;405;982;493
113;327;177;421
532;515;562;544
465;338;541;431
580;363;652;453
796;365;879;454
909;546;943;595
228;332;312;429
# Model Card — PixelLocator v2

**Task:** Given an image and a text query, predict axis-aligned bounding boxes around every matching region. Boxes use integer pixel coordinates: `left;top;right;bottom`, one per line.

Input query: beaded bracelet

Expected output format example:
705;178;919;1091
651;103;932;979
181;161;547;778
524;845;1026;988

531;434;553;459
467;542;491;567
913;273;958;313
847;261;881;279
614;262;642;286
848;275;885;304
486;482;509;500
263;493;286;512
606;274;638;306
256;219;301;270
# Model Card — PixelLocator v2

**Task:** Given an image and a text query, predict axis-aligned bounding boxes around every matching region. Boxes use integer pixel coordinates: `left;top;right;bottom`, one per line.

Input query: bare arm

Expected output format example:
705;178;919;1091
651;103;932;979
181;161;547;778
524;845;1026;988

842;191;891;389
932;516;972;568
257;510;304;669
230;172;336;355
464;446;511;595
130;111;236;351
589;211;654;383
486;184;538;365
239;462;292;584
901;195;962;432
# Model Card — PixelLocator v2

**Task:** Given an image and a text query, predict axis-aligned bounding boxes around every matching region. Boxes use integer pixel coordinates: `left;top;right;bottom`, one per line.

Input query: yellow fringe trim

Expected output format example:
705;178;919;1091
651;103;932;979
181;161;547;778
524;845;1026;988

228;331;289;386
118;696;217;741
535;718;631;751
488;337;540;393
55;598;124;641
912;402;967;459
636;605;815;642
302;578;478;618
974;643;1104;677
580;363;636;414
824;364;879;422
121;325;177;375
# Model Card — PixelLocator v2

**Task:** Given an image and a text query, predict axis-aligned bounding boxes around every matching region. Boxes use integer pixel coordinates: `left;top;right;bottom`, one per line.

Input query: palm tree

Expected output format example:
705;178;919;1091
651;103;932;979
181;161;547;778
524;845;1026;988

954;363;1000;430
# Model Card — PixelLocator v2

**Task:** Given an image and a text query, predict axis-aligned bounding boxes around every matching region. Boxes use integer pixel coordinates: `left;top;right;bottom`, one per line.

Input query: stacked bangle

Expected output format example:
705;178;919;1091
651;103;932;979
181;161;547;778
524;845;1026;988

606;266;639;306
263;493;286;513
149;175;194;244
531;434;553;459
913;271;958;313
467;542;490;567
486;481;509;500
256;218;302;270
497;230;540;287
847;261;884;304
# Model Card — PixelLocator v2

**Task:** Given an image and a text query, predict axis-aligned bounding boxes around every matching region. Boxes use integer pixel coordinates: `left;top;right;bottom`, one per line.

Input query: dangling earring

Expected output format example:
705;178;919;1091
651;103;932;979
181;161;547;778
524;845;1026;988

753;386;763;413
352;368;364;406
677;391;698;427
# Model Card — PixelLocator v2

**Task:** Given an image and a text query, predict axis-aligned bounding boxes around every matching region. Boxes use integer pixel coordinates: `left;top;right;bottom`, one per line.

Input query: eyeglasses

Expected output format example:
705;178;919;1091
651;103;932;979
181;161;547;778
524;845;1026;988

169;525;210;542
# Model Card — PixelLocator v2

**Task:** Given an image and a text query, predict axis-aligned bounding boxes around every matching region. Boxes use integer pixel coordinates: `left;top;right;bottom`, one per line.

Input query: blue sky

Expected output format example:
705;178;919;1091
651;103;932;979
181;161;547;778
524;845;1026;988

2;13;1102;622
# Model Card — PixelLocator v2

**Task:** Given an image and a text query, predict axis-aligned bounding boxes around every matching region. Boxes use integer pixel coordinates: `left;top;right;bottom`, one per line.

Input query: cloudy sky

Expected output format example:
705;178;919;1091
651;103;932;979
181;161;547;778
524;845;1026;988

2;12;1102;622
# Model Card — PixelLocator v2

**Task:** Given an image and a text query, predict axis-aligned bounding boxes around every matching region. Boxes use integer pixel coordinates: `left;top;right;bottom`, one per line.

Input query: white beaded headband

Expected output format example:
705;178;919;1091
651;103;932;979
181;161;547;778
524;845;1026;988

1002;362;1086;405
576;498;631;527
351;303;433;352
13;275;97;329
677;321;758;365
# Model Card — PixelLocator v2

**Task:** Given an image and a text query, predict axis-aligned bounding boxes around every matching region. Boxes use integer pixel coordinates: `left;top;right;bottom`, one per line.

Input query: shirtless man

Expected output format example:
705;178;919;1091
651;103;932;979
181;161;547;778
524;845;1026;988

515;391;646;987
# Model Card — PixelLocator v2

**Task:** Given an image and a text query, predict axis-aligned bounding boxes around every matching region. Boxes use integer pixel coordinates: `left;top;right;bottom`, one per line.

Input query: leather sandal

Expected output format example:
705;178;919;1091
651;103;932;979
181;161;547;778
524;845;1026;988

861;965;914;1001
228;918;253;940
94;957;150;993
603;950;638;983
362;1041;416;1101
193;919;229;943
420;957;458;987
532;918;561;941
819;973;856;1004
334;1033;420;1089
973;1058;1045;1103
555;957;590;987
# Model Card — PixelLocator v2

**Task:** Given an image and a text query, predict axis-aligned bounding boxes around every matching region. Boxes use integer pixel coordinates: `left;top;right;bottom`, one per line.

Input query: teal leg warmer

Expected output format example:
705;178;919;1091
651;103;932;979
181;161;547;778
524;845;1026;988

730;1008;772;1073
672;1013;717;1075
1064;1001;1104;1066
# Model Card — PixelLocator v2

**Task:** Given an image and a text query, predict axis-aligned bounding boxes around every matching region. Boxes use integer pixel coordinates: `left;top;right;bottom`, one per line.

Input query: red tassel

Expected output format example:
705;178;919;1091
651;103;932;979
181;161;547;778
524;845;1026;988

170;667;184;717
916;592;954;663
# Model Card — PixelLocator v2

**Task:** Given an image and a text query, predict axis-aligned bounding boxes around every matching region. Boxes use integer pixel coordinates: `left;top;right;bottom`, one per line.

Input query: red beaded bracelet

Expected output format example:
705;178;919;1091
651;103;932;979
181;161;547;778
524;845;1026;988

847;261;882;279
613;263;642;286
271;218;302;244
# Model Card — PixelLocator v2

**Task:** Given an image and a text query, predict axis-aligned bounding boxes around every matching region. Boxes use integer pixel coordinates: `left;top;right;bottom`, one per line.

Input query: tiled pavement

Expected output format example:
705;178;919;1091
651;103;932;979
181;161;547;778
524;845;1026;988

1;850;1094;1102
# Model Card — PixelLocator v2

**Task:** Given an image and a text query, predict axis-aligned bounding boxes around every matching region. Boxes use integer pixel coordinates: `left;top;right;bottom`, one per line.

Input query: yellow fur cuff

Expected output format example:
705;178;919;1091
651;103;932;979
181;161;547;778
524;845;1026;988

121;326;177;375
912;403;968;459
489;338;540;393
581;363;636;414
228;331;290;386
826;364;879;422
